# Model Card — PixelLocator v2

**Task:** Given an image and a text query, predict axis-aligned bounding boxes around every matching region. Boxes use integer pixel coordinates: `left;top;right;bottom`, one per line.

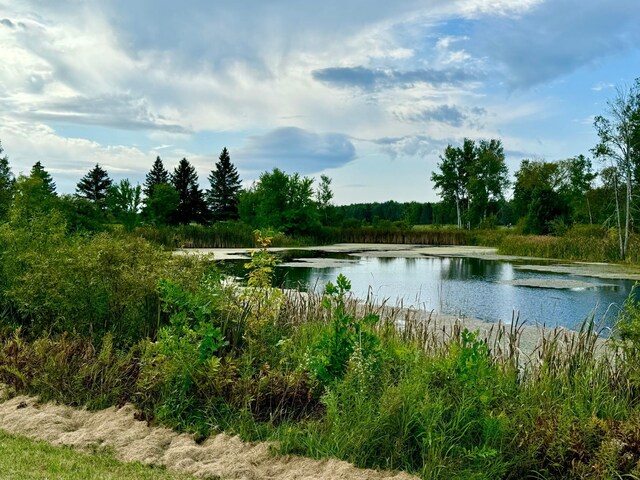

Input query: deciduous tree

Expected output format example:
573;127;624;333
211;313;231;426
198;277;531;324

0;141;14;220
592;78;640;259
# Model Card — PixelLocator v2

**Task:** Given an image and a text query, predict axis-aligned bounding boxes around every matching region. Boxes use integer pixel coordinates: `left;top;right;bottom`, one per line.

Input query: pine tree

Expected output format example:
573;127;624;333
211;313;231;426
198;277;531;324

30;161;57;195
143;156;170;198
206;147;242;221
76;164;113;206
170;158;207;224
0;141;15;220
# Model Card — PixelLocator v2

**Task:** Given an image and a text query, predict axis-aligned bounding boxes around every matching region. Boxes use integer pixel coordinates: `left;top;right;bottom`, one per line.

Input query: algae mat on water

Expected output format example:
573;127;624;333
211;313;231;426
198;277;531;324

0;394;417;480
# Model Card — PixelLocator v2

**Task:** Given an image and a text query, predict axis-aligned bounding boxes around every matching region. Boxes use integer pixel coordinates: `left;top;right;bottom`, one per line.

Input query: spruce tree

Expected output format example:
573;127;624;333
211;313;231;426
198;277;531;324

206;147;242;221
170;158;207;224
0;141;15;220
143;156;170;198
30;161;57;195
76;164;113;206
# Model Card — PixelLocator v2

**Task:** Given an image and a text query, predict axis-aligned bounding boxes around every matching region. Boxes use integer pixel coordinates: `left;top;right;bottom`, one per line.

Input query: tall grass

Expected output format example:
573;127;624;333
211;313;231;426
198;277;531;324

3;226;640;478
2;282;640;478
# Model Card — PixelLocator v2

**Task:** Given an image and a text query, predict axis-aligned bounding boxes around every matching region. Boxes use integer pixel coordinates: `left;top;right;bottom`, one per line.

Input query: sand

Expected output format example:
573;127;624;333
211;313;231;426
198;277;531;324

0;391;417;480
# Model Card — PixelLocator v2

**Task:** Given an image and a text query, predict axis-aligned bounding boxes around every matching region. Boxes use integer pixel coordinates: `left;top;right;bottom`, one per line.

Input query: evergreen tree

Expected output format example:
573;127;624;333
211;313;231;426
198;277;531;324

143;156;170;198
0;141;15;220
170;158;207;224
30;161;57;195
76;164;113;207
206;147;242;221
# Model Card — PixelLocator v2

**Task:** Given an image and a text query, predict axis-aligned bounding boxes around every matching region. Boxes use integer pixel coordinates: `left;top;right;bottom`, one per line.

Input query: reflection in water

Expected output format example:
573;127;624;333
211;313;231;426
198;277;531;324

223;255;635;329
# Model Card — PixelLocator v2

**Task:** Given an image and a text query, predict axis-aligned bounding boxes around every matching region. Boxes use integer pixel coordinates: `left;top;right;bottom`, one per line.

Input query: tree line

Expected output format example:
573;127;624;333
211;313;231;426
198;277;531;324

429;78;640;259
0;78;638;255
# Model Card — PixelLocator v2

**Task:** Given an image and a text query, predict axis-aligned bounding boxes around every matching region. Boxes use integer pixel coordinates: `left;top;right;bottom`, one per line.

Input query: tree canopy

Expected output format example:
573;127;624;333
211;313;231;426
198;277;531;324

76;164;113;207
143;156;170;199
206;147;242;221
170;158;208;224
239;168;319;234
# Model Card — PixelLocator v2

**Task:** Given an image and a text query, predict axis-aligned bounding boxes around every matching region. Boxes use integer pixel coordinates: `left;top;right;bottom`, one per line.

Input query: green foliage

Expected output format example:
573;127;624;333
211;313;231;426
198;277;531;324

143;156;170;198
241;231;284;355
206;147;242;221
0;214;209;343
0;140;14;221
431;138;508;229
142;182;180;226
170;158;208;225
107;179;142;231
8;175;59;223
76;163;113;207
136;276;228;429
306;274;379;386
238;168;320;235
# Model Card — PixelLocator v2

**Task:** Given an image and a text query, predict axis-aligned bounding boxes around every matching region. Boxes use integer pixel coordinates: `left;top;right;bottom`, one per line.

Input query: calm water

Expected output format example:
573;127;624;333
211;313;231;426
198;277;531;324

258;255;636;329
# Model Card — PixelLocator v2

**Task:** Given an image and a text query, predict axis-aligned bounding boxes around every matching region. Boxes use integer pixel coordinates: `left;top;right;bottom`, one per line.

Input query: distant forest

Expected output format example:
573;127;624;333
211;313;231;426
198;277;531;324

0;78;638;257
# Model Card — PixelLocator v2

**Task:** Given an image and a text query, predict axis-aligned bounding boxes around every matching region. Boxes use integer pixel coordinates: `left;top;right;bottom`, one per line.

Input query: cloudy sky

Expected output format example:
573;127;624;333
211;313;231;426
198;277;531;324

1;0;639;204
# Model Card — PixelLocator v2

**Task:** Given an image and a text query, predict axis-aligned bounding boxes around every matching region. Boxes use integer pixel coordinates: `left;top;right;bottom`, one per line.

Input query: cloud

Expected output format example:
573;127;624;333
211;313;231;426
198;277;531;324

236;127;356;174
592;82;615;92
372;135;445;159
0;18;15;28
312;66;481;91
473;0;640;87
18;93;190;133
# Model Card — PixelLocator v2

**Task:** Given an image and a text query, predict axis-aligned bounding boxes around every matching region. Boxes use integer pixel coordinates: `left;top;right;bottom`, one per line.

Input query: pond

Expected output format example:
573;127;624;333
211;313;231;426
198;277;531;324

222;252;637;329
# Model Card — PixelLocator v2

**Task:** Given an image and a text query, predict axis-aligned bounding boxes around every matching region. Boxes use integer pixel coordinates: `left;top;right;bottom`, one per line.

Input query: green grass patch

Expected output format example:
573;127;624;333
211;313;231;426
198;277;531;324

0;430;200;480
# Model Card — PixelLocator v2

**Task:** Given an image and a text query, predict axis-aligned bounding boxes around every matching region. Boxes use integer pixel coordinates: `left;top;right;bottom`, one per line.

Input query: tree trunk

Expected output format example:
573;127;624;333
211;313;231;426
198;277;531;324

614;174;624;259
625;171;632;258
455;196;461;228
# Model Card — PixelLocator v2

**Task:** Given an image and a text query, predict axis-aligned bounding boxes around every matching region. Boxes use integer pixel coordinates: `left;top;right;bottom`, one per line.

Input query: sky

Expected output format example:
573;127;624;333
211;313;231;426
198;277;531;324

1;0;639;204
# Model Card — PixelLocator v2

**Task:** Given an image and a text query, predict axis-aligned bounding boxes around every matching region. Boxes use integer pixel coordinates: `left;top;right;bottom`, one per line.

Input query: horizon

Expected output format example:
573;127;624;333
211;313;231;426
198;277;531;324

1;1;639;204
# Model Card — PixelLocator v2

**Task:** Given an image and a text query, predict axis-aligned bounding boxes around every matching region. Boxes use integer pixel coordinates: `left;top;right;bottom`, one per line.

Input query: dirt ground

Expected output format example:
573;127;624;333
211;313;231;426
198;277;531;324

0;391;417;480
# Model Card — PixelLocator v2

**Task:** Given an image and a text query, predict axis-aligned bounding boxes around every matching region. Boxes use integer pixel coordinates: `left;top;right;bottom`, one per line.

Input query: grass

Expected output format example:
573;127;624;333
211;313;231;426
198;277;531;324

0;430;201;480
4;225;640;478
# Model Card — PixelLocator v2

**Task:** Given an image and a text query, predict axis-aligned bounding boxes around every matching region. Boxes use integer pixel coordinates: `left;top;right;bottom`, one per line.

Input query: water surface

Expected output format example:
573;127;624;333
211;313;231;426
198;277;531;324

263;255;635;329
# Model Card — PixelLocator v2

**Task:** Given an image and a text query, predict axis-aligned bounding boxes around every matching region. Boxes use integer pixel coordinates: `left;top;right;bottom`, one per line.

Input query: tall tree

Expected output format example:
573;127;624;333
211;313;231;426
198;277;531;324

0;141;15;220
30;161;57;195
170;158;207;224
143;156;170;198
431;138;505;228
76;164;113;207
107;179;142;231
592;78;640;259
468;139;509;226
431;143;469;228
315;174;334;225
206;147;242;221
143;182;179;226
238;168;319;234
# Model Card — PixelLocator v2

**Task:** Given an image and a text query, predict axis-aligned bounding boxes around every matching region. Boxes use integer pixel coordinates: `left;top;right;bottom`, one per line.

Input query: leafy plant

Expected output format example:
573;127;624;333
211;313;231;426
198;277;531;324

307;274;379;386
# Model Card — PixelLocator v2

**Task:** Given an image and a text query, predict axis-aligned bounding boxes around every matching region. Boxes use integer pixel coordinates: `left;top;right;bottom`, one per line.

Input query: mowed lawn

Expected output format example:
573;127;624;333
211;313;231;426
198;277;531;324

0;430;209;480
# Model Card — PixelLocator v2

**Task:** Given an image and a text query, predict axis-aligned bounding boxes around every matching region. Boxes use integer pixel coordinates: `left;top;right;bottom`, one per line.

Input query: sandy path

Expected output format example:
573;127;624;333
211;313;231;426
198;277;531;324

0;393;417;480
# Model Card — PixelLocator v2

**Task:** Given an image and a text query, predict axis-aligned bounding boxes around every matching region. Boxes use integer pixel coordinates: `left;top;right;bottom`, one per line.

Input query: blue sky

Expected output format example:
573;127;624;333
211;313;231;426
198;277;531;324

0;0;638;204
